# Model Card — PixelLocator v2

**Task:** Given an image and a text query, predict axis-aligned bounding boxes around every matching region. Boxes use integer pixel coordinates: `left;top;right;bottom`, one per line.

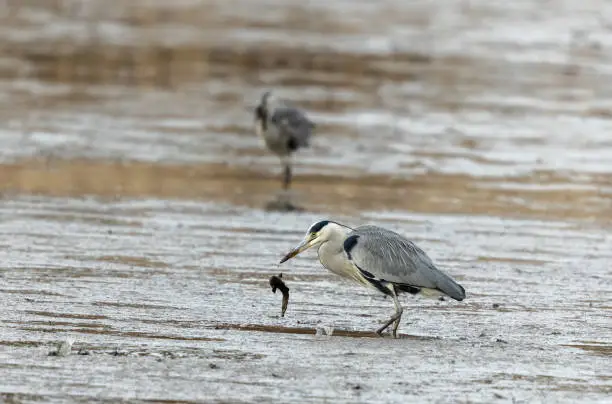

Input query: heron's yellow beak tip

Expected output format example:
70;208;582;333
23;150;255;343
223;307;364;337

279;237;313;264
279;250;297;264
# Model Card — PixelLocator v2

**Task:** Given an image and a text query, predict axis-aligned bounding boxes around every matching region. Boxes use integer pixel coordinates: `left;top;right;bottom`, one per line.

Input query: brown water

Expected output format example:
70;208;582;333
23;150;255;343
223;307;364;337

1;1;611;403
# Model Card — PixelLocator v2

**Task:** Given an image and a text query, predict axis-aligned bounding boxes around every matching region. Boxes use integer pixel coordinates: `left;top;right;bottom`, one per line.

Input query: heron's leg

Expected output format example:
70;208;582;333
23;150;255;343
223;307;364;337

281;158;292;190
376;286;403;338
390;287;403;338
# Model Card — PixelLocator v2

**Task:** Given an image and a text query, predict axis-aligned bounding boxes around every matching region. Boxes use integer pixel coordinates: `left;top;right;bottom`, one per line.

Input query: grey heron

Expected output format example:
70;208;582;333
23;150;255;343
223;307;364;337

279;220;466;338
254;91;315;190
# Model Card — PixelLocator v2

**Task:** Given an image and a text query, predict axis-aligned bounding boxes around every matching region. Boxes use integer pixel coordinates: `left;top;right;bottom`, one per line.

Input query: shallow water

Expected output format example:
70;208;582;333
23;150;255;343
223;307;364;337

1;1;611;403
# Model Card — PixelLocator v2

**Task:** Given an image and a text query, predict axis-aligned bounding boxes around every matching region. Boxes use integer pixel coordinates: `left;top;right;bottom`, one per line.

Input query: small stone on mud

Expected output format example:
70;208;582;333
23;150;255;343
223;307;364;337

112;347;129;356
315;326;334;336
161;351;177;359
48;337;74;357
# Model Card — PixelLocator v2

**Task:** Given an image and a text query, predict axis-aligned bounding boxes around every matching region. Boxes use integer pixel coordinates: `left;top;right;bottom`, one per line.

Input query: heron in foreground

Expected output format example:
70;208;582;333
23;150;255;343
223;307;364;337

279;220;466;338
254;91;315;190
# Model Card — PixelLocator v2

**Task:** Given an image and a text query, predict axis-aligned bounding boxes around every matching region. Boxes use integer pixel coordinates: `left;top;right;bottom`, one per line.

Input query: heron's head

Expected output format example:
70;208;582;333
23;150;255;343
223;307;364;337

254;91;274;122
279;220;348;263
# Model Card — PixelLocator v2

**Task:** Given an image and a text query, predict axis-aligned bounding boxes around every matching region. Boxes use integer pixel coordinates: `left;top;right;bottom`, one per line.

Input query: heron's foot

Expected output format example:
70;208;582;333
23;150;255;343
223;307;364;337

374;329;400;339
375;324;393;337
375;328;384;337
376;309;403;338
273;187;294;200
264;192;304;212
264;198;303;212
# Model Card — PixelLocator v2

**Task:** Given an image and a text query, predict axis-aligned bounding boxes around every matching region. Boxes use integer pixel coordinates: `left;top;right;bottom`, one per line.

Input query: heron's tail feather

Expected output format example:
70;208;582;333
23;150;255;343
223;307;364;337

436;273;466;301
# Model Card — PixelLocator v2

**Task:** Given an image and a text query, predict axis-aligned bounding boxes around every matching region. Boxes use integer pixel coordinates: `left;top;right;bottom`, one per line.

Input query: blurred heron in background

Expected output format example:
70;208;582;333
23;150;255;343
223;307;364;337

280;220;466;338
254;91;315;190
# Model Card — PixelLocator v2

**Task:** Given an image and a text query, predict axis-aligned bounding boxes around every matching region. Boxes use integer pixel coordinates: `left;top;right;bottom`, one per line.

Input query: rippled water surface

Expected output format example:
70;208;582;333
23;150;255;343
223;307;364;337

1;1;611;403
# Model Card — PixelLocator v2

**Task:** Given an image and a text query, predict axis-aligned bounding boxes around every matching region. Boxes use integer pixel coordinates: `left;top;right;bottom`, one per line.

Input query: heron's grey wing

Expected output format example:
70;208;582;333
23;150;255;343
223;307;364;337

345;226;465;301
270;106;315;148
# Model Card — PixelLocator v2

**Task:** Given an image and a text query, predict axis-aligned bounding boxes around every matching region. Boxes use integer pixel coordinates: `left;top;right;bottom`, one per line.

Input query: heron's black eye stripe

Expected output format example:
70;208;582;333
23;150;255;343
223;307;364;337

308;220;330;234
343;235;360;259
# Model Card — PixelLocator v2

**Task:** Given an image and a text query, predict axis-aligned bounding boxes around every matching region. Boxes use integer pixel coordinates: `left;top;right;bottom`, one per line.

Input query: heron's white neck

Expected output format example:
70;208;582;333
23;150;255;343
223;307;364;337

316;223;353;279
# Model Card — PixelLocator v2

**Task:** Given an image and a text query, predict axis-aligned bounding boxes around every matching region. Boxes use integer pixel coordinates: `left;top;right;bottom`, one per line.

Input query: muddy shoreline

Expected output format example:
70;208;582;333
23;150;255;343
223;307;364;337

1;0;611;402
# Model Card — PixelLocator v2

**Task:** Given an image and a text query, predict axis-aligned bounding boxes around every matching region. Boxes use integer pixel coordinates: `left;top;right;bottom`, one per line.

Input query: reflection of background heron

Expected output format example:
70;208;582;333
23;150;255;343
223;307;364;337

254;91;315;191
280;220;466;338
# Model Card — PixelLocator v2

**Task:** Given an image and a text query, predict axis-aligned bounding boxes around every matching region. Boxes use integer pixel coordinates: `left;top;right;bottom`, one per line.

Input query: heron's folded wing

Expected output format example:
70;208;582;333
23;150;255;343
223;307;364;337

345;227;436;288
345;226;465;300
346;226;465;301
271;107;315;147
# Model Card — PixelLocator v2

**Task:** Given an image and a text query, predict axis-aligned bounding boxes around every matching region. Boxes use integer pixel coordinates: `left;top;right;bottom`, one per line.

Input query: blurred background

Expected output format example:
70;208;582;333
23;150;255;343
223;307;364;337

1;0;610;217
0;1;611;403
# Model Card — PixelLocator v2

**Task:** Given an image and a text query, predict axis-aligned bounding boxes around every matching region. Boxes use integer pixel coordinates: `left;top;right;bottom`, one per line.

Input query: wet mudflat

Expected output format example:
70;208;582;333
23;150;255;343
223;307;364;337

1;0;612;403
1;198;610;403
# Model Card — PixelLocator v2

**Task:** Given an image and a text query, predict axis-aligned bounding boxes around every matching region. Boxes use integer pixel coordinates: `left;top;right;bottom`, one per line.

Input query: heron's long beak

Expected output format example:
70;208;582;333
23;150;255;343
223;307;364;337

279;235;316;264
